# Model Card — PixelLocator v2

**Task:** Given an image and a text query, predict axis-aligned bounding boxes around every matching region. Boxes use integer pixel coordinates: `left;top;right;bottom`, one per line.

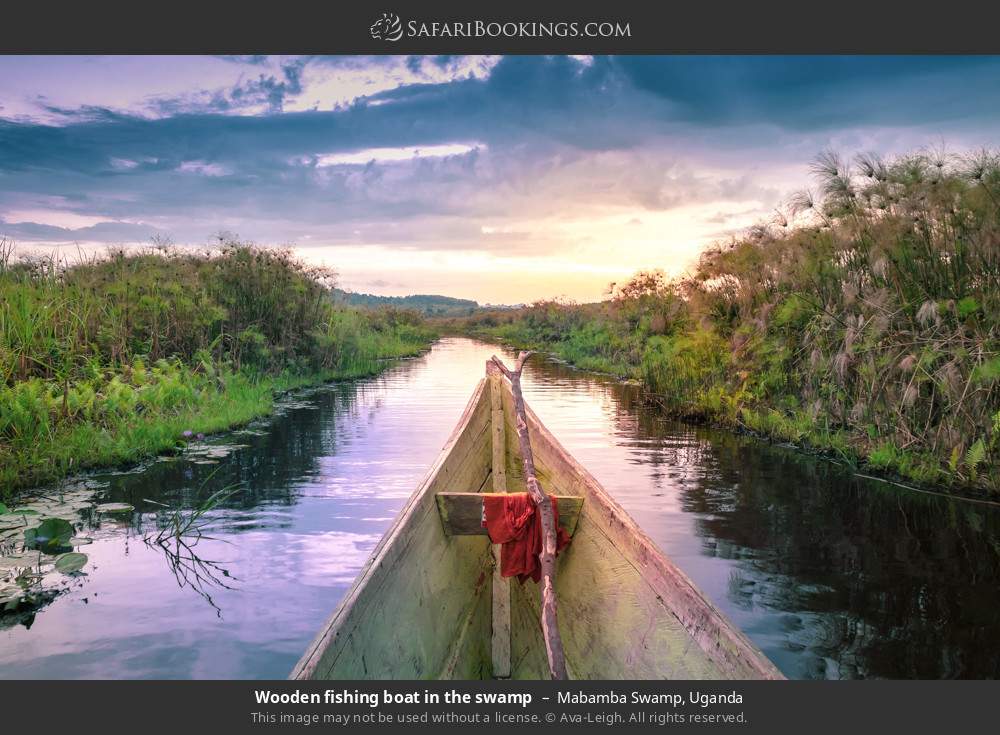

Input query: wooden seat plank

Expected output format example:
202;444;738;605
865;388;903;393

436;492;583;538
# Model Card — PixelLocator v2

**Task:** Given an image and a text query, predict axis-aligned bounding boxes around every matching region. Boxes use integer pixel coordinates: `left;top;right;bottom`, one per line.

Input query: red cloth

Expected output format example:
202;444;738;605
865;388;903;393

482;492;571;583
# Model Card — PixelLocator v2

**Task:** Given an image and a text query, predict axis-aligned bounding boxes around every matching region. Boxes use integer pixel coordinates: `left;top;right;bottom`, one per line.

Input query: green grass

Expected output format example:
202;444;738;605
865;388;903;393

0;351;427;495
0;240;436;498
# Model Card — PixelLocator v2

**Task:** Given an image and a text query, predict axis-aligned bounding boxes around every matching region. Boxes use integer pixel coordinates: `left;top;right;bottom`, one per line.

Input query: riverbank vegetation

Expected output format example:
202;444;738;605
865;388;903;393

0;240;435;496
457;148;1000;494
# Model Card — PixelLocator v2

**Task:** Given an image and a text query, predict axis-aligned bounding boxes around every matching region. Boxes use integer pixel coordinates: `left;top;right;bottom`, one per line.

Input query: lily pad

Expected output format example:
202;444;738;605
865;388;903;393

185;443;248;461
24;518;75;550
0;551;40;570
95;503;134;514
0;516;26;531
68;537;94;546
54;552;88;574
0;503;8;515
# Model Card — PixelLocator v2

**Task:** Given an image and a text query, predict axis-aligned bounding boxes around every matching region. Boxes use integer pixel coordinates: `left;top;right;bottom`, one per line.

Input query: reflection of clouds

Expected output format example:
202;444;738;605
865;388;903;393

517;344;1000;679
309;474;421;501
290;531;382;587
19;337;999;682
10;337;1000;680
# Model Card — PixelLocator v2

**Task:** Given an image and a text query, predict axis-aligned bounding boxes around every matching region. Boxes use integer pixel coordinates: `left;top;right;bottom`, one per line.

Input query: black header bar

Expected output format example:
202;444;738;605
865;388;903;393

4;1;1000;54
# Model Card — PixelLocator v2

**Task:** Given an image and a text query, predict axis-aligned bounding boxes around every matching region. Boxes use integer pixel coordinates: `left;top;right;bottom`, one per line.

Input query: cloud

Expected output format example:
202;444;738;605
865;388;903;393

314;142;482;166
148;58;307;115
1;55;999;295
611;56;1000;129
0;217;163;242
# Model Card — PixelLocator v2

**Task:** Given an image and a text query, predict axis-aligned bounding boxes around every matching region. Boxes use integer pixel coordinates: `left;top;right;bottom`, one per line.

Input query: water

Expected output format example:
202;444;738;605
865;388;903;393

2;337;999;679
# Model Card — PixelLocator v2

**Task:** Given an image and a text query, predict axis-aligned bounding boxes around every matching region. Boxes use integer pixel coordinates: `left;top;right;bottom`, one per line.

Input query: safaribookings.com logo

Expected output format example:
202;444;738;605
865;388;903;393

370;13;631;41
370;13;404;41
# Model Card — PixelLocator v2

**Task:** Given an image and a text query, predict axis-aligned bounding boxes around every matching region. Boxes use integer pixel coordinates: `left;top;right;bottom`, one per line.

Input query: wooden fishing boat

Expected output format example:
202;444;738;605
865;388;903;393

291;360;783;680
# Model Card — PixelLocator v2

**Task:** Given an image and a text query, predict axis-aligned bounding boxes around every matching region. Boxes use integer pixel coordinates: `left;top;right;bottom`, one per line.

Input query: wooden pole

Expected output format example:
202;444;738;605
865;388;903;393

490;352;568;681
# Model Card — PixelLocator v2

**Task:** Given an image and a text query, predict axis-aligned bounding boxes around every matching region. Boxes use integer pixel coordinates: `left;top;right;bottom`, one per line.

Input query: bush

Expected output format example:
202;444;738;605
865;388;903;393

0;240;437;494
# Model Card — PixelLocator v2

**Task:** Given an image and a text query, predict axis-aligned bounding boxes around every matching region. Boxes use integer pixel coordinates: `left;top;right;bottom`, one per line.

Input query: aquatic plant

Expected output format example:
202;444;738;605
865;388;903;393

23;517;74;551
1;491;94;614
145;483;239;544
53;552;87;574
142;477;242;615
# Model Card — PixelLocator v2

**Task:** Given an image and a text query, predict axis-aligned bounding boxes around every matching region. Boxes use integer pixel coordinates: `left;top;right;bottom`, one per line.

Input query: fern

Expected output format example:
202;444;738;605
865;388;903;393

965;438;987;482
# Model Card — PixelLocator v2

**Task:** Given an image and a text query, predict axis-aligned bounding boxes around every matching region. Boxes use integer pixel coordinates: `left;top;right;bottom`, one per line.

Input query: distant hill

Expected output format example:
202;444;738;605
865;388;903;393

333;289;481;316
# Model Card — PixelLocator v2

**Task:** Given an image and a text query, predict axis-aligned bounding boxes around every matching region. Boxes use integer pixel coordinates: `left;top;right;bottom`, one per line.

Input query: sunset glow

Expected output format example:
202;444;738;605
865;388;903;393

2;55;999;303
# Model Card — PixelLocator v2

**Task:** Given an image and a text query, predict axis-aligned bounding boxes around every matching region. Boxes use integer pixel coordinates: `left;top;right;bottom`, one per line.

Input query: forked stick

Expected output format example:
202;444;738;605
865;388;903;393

490;351;568;680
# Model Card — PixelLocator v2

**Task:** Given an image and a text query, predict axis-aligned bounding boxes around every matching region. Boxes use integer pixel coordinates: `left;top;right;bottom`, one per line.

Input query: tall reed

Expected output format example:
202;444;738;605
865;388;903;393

458;148;1000;492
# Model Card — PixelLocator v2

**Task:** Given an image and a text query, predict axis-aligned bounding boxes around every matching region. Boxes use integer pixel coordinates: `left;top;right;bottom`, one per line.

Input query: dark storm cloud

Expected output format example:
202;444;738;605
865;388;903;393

611;56;1000;128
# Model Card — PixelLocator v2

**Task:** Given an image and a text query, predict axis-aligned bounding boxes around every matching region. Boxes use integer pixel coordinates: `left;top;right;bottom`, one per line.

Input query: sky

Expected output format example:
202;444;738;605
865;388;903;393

1;55;998;304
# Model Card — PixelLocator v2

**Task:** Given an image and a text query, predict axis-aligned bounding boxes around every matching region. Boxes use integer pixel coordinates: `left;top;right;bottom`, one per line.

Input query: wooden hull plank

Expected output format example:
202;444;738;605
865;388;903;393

488;370;512;679
290;379;494;680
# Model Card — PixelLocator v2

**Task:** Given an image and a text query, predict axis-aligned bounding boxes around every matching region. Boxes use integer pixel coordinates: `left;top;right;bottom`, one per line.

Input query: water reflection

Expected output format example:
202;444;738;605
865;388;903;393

1;338;998;679
144;533;236;617
518;355;1000;680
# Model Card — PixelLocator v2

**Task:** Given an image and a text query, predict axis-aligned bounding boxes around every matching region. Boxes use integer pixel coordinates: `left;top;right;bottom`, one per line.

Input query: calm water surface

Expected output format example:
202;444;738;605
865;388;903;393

2;338;999;679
